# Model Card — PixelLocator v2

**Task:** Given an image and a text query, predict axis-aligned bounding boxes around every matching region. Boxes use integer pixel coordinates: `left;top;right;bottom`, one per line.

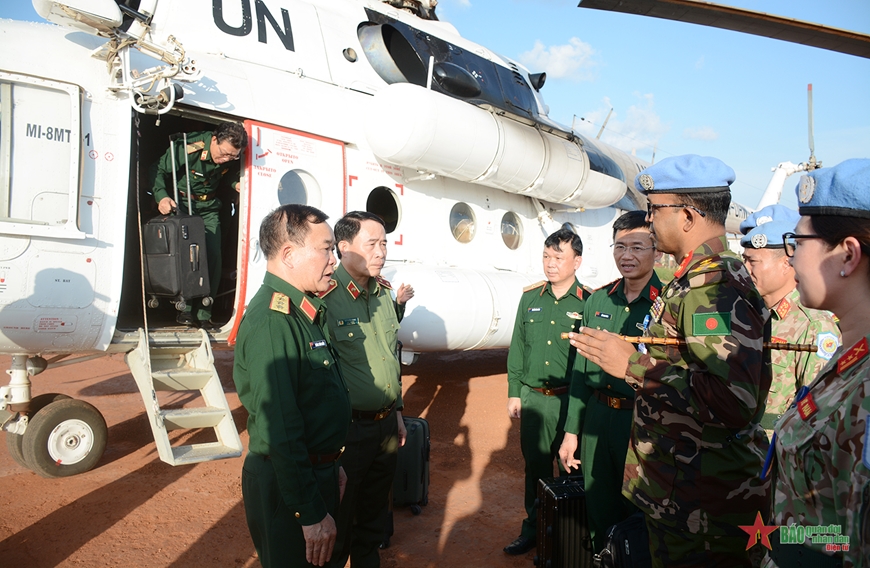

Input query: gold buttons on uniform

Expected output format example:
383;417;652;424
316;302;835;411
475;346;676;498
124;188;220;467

554;301;559;305
625;307;630;313
530;319;535;323
324;360;329;366
545;361;550;366
295;512;301;518
547;340;551;345
348;332;354;337
550;320;555;325
596;326;601;330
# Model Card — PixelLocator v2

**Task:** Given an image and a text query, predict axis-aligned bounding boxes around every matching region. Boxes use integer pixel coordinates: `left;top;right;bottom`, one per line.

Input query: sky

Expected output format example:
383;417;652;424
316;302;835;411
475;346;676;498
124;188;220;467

2;0;868;209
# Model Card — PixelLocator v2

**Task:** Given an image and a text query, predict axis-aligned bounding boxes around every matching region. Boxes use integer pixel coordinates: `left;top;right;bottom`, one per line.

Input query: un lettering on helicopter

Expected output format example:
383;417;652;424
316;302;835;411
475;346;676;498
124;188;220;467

0;0;774;478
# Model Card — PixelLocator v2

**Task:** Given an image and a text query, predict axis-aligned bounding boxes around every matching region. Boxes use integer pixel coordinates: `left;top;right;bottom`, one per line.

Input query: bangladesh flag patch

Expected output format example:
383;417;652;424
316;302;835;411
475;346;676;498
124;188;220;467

692;312;731;336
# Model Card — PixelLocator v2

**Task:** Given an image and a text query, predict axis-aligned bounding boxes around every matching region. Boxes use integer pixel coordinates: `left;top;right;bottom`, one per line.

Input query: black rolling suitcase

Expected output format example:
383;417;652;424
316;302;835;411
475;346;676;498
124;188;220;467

535;476;593;568
392;415;429;515
143;133;212;311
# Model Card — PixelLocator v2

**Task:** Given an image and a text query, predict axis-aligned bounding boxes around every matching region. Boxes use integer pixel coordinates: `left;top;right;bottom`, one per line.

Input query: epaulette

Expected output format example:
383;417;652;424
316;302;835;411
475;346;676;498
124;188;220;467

269;292;290;314
186;140;206;154
523;280;547;293
375;275;392;290
579;284;595;299
315;279;338;299
837;336;868;374
602;278;621;295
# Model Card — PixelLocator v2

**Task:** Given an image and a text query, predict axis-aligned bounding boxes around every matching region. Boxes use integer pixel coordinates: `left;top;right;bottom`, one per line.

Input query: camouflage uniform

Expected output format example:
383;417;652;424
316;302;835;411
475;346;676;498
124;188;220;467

623;236;771;567
763;288;840;436
764;335;870;568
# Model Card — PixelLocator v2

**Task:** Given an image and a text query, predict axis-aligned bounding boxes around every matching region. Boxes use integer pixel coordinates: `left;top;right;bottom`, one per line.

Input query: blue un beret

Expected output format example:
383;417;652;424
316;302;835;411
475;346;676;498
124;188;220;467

739;204;800;249
796;158;870;219
635;154;735;195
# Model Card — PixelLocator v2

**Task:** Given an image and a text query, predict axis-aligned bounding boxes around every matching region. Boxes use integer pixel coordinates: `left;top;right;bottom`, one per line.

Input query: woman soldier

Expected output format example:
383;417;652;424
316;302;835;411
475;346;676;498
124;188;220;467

764;158;870;568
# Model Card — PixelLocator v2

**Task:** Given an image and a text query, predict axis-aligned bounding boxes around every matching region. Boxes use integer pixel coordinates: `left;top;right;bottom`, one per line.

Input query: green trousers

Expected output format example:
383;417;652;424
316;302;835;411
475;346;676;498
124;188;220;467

333;411;399;568
581;394;637;552
519;384;570;540
241;452;343;568
181;199;221;322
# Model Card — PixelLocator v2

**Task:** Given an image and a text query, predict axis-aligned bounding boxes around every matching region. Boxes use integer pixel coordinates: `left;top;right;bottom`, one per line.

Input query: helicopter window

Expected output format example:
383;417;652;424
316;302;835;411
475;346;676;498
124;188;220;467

0;75;82;239
277;169;322;208
449;202;476;243
501;212;522;250
358;24;427;86
366;186;401;233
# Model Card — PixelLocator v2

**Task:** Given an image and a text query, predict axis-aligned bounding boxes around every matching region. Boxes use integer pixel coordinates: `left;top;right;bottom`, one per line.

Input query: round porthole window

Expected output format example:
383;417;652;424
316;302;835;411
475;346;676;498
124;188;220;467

277;169;322;207
449;202;476;243
501;212;522;250
366;187;400;233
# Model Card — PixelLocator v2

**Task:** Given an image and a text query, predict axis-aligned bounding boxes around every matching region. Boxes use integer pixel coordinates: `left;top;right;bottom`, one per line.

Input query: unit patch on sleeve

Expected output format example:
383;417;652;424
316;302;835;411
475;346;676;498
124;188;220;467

815;332;839;361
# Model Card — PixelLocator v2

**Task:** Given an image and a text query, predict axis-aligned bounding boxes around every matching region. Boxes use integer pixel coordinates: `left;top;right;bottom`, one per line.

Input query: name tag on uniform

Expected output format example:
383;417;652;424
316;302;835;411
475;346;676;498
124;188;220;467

309;339;327;349
337;318;359;327
192;170;204;178
528;307;542;312
595;311;612;320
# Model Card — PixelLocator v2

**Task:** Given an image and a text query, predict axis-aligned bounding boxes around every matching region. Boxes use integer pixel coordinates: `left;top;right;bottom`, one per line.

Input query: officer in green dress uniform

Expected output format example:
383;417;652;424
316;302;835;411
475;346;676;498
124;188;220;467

763;159;870;568
571;155;771;567
318;211;414;568
152;121;247;330
558;210;662;553
504;228;592;556
739;204;840;438
233;204;351;568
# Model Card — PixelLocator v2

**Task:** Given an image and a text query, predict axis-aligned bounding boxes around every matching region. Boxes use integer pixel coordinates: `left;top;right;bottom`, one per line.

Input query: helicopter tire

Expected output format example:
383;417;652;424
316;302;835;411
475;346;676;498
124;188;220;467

174;300;186;311
147;298;159;309
5;393;72;470
201;296;213;307
22;398;108;478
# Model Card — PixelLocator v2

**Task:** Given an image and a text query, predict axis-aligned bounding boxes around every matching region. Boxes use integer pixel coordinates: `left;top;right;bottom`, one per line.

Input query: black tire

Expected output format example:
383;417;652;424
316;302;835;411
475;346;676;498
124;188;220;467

22;398;107;478
411;504;422;515
5;393;71;469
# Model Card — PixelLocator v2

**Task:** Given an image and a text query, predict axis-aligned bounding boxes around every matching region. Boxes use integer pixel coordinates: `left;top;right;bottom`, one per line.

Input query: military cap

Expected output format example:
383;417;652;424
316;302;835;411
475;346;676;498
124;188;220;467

739;204;800;249
634;154;735;195
796;158;870;219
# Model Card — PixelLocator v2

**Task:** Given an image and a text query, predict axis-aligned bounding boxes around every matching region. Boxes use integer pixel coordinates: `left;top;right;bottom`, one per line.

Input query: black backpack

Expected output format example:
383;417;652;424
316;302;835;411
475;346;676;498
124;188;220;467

593;512;652;568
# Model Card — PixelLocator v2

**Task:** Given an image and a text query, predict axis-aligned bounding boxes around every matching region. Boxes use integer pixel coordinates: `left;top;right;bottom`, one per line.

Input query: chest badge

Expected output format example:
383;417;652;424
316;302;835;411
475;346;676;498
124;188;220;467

797;392;819;420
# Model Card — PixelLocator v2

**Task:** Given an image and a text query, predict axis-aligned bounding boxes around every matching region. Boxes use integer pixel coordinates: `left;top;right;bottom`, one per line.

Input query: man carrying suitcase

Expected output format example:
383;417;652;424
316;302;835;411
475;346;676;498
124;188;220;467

151;121;247;330
319;211;414;568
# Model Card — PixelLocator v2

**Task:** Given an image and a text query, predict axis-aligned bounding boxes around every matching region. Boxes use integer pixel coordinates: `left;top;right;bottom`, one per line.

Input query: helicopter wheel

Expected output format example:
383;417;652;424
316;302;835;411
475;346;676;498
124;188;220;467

22;398;107;478
174;300;187;311
5;393;72;469
147;298;159;309
201;296;213;307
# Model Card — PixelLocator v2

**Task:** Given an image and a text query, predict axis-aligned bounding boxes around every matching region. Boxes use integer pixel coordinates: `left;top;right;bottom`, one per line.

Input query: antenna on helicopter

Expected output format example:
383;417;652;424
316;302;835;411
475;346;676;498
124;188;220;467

596;108;613;140
807;83;822;170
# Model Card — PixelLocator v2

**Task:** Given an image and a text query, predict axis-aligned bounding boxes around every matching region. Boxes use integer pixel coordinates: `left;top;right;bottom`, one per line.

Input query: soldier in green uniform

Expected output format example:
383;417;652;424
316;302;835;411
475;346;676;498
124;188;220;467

152;121;247;330
504;228;592;556
571;155;771;567
319;211;414;568
764;159;870;568
233;204;351;568
558;210;662;553
739;204;840;438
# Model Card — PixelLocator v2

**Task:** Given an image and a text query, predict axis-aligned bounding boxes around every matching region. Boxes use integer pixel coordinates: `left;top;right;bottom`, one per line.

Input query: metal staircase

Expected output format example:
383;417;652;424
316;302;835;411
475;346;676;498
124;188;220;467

125;329;242;466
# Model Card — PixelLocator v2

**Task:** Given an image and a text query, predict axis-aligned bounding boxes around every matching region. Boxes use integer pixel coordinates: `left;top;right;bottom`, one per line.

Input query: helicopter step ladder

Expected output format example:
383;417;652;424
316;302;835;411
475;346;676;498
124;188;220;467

125;328;242;466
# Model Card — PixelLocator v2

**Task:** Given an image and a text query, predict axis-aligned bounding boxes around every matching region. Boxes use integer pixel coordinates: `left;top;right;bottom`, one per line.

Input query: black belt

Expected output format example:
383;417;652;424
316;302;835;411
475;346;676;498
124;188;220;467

593;390;634;410
180;190;216;202
769;529;843;567
352;400;396;421
257;448;345;465
531;385;569;396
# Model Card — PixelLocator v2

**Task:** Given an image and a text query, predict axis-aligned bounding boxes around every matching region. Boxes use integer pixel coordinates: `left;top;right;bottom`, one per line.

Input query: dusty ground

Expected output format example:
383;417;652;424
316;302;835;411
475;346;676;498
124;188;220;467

0;348;538;568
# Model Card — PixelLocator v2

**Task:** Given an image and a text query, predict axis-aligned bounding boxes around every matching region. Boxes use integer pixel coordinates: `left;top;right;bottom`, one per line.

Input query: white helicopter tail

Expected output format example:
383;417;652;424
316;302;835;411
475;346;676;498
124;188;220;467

125;329;242;466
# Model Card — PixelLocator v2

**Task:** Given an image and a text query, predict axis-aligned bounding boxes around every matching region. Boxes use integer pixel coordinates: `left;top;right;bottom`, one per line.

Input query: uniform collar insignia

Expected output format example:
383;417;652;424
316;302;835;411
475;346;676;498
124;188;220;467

540;283;548;297
315;279;338;299
608;279;621;296
346;280;361;300
201;150;209;162
649;285;659;302
674;252;694;278
575;285;585;299
269;292;290;314
774;296;791;319
837;337;869;374
375;275;392;290
299;296;318;322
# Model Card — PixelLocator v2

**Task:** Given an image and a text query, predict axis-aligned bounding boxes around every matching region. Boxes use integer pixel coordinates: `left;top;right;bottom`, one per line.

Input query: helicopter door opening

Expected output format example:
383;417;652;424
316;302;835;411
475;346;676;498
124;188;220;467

116;111;246;332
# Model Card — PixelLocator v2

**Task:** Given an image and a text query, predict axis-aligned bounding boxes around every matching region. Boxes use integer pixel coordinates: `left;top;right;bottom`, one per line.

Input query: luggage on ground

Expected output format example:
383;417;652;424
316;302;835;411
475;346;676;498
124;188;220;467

535;475;593;568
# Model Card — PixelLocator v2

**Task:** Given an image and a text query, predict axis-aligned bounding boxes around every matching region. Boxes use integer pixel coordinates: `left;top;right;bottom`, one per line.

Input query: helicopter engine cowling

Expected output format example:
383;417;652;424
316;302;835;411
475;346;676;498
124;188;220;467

364;83;628;209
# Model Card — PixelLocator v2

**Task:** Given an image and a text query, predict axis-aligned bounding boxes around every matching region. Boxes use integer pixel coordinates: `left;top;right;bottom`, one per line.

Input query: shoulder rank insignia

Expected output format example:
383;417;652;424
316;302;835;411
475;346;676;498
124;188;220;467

523;280;547;293
299;296;318;322
315;279;338;299
692;312;731;336
374;275;392;290
186;140;206;154
774;297;791;319
607;279;621;296
346;280;361;300
837;336;868;374
674;252;694;279
269;292;290;314
649;285;660;303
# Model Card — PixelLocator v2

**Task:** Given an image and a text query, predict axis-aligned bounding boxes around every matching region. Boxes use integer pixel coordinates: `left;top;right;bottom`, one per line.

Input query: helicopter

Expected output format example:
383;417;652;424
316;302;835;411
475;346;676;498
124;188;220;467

0;0;831;478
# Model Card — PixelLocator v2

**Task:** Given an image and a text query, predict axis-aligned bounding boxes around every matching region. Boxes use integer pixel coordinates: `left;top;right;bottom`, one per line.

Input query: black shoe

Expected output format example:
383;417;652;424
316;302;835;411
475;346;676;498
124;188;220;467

503;536;536;555
200;319;222;332
176;312;196;327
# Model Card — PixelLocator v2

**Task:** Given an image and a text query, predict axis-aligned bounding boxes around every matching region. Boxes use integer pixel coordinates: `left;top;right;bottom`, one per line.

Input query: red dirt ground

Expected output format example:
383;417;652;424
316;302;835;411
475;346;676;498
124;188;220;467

0;349;538;568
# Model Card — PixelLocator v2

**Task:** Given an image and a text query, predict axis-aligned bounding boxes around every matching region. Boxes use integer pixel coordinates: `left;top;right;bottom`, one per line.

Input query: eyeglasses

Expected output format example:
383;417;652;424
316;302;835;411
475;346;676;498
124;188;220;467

782;232;823;257
213;145;241;161
646;203;706;218
611;244;656;255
